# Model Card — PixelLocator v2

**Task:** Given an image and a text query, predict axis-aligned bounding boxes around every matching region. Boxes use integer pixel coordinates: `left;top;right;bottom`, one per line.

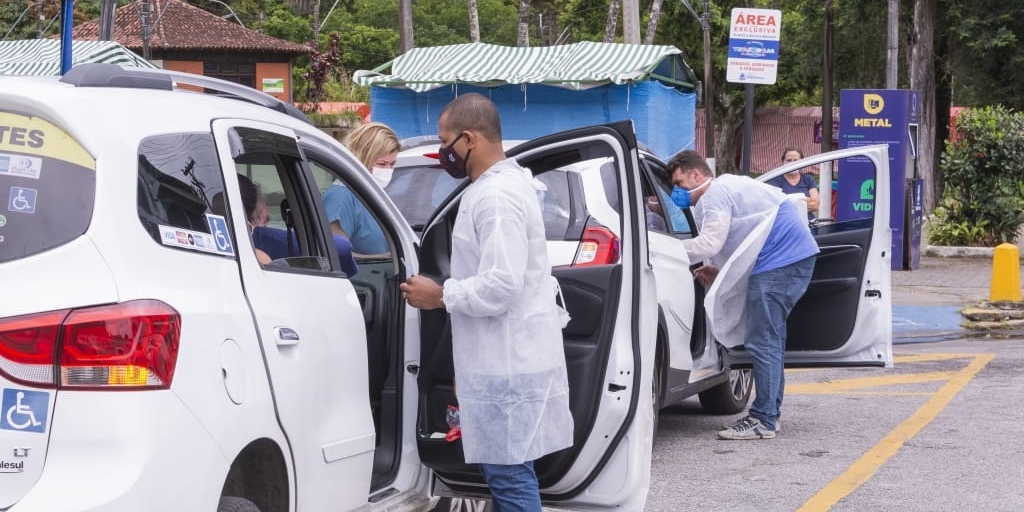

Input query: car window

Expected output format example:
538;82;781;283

137;133;238;258
228;127;336;273
640;158;692;235
0;111;96;263
534;170;573;240
387;163;464;229
308;159;394;260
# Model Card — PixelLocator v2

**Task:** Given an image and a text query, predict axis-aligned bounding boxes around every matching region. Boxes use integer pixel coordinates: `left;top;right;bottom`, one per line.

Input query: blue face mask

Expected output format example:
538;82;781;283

671;186;691;209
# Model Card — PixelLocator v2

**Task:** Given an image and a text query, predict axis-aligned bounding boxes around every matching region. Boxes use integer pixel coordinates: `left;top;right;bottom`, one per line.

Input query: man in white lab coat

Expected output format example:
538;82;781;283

400;93;573;511
667;150;819;441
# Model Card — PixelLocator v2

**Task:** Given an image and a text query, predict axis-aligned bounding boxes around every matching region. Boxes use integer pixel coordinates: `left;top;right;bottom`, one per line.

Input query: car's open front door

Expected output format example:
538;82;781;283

727;143;894;369
414;121;657;511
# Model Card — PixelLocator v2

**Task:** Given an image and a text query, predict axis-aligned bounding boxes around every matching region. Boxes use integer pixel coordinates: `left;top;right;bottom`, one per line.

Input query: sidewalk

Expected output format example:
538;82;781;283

891;253;1012;343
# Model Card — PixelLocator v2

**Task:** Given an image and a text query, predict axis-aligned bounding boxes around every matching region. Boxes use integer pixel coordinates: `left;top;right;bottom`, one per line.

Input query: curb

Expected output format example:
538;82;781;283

923;245;996;259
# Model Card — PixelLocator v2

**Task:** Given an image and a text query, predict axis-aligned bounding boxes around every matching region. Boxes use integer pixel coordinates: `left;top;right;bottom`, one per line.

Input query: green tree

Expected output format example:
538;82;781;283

931;106;1024;246
944;1;1024;109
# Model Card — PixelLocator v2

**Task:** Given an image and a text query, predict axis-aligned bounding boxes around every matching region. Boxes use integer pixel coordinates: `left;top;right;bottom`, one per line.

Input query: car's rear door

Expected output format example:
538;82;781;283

415;121;657;511
210;120;376;511
727;143;894;369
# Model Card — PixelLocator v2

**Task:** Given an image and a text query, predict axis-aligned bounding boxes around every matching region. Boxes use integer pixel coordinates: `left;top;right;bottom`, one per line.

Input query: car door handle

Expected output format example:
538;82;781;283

274;327;300;346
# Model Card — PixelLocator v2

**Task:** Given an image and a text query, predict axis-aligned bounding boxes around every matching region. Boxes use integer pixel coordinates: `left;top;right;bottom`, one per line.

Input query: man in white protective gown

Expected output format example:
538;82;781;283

666;150;819;441
400;93;573;512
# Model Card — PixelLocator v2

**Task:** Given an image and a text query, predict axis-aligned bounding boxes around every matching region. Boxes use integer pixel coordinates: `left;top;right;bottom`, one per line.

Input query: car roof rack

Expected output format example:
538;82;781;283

59;63;310;124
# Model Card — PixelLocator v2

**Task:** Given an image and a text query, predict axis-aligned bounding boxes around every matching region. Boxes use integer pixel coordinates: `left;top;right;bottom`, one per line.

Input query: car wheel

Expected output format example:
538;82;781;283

431;498;493;512
217;496;261;512
697;368;752;414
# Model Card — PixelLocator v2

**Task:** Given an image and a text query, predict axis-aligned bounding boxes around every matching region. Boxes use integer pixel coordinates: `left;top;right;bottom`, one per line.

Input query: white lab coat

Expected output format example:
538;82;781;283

682;175;790;347
442;158;574;465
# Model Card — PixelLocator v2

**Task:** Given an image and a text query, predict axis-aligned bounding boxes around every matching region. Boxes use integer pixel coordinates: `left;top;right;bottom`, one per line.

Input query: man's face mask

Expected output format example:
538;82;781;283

670;186;692;209
438;133;470;179
670;174;712;209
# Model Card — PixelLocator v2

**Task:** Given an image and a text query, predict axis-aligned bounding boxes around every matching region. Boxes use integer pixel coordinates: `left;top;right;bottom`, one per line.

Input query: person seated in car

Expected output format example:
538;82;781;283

321;122;399;257
235;174;359;276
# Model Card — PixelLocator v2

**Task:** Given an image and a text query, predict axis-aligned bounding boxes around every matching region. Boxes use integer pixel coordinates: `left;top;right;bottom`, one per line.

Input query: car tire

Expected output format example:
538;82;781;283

698;368;752;414
431;498;493;512
217;496;262;512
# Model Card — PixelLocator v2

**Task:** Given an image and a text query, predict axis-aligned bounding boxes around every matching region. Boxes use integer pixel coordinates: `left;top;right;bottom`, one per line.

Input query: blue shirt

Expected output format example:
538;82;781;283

252;226;359;276
768;173;818;219
321;183;389;255
752;200;819;275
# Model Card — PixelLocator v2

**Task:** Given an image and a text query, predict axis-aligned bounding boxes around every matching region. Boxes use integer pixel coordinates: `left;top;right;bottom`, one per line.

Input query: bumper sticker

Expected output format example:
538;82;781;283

8;186;37;214
1;388;49;433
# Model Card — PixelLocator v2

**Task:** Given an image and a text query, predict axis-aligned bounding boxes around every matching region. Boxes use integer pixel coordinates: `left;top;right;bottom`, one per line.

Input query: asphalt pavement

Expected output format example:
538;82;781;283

891;253;1016;343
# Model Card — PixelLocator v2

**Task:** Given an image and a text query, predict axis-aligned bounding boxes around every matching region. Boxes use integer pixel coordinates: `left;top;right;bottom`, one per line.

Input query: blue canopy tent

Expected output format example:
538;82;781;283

354;42;698;160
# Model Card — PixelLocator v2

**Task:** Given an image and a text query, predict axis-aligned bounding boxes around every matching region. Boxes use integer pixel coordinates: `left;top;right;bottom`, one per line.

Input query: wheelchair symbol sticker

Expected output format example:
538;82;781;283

206;214;235;256
8;187;37;214
1;388;49;433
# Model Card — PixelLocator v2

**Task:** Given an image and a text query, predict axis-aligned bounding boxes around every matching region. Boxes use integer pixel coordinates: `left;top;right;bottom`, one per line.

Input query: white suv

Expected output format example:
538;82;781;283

0;64;893;512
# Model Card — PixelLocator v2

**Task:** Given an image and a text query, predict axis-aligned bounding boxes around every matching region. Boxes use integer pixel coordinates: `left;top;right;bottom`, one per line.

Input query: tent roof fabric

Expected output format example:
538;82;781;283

354;42;697;92
0;39;156;76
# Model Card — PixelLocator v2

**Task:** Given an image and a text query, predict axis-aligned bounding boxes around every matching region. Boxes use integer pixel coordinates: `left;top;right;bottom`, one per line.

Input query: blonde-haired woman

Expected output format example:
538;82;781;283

322;122;400;256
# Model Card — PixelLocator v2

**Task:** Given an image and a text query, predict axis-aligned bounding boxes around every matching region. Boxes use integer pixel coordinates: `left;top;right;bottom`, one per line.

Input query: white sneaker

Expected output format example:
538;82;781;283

717;416;776;440
723;416;780;433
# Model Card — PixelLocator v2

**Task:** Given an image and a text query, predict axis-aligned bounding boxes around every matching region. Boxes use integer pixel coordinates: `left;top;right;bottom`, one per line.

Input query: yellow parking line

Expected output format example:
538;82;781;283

797;353;994;512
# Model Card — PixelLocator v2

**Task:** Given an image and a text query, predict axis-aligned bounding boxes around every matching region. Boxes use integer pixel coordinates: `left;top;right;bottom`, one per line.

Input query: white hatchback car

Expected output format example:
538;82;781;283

0;63;893;512
391;133;896;425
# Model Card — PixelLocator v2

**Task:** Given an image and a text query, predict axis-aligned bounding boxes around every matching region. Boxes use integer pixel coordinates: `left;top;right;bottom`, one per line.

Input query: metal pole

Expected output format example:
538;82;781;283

741;84;753;175
141;0;151;60
702;0;715;167
59;0;73;74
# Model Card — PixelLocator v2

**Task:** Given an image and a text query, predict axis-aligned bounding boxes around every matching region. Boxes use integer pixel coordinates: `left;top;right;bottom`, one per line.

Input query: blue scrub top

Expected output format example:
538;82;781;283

322;183;389;255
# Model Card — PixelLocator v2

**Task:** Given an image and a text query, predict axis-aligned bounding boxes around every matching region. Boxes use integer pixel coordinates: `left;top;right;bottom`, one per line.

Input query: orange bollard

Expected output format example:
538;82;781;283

990;243;1022;302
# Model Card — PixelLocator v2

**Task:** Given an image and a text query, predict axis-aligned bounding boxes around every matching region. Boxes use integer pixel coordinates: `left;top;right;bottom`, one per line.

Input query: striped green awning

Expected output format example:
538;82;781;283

0;39;156;76
354;41;697;92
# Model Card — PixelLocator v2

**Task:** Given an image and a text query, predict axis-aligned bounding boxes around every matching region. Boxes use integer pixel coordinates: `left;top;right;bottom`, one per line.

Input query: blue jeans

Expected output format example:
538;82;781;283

479;461;542;512
745;255;815;431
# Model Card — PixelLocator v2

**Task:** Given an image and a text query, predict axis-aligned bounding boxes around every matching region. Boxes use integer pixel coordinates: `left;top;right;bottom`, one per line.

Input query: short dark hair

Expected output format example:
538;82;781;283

236;174;261;222
781;147;804;160
439;92;502;142
666;150;713;177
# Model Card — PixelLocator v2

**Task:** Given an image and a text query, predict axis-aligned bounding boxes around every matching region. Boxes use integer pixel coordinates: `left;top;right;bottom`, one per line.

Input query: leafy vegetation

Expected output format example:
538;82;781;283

930;106;1024;246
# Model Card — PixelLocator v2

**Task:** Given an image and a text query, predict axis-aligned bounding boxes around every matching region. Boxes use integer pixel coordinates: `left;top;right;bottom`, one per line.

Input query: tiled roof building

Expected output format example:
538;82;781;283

72;0;308;101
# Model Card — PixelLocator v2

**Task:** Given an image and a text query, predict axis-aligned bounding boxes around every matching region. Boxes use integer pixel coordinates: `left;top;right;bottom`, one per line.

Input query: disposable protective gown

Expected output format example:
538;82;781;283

442;158;574;465
682;175;791;347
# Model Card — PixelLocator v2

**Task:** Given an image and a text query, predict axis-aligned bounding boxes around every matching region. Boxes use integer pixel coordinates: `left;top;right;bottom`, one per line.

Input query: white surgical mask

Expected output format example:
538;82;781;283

371;167;393;189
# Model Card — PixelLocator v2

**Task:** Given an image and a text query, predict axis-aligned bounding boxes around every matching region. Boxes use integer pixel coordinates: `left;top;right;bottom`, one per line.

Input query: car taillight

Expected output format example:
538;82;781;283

0;310;68;385
0;300;180;390
573;225;621;266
